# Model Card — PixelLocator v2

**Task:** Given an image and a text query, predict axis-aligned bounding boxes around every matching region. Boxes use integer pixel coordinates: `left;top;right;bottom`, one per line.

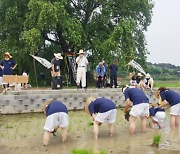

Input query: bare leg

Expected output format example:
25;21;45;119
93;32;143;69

93;121;99;139
61;127;67;142
149;121;154;129
129;116;137;134
108;123;114;137
140;116;147;133
175;116;179;128
43;131;51;146
155;121;163;129
170;115;176;130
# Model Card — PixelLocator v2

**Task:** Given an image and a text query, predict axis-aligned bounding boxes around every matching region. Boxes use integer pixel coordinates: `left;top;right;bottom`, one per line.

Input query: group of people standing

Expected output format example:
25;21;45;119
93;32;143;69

95;59;118;88
42;86;180;146
53;49;119;90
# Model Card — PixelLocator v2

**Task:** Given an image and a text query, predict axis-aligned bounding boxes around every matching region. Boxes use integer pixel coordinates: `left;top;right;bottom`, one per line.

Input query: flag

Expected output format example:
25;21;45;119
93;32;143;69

30;55;51;69
128;60;146;75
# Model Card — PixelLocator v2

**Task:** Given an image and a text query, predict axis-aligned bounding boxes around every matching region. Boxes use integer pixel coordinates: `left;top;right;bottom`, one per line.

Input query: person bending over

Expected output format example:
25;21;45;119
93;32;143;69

43;100;69;146
85;97;117;139
123;86;149;134
155;87;180;130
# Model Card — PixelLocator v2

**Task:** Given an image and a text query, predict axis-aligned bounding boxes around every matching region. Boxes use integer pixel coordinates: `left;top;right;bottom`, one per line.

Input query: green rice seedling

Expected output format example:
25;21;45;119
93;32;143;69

34;132;36;137
68;120;72;132
97;150;106;154
152;133;162;147
71;148;94;154
15;126;18;139
71;149;106;154
87;121;93;127
24;132;27;138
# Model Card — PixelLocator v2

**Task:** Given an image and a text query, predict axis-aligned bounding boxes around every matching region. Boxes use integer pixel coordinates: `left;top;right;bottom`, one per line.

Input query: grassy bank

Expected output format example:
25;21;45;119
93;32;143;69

154;80;180;88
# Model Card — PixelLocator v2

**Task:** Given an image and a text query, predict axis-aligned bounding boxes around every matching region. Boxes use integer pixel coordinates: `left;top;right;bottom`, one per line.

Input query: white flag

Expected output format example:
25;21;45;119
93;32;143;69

128;60;146;75
30;55;51;69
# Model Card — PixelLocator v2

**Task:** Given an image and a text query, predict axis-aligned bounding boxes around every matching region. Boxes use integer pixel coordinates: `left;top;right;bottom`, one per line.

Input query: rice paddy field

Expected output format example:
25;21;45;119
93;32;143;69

0;109;179;154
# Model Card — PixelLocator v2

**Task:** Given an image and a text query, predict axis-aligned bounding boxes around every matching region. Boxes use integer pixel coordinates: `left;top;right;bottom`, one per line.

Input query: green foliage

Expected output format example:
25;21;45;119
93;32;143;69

152;133;162;147
71;149;106;154
72;149;94;154
147;63;180;81
0;0;154;85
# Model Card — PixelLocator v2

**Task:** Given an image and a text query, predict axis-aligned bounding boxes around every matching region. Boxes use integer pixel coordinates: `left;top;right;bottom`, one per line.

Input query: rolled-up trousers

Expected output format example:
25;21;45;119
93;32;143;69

76;67;86;88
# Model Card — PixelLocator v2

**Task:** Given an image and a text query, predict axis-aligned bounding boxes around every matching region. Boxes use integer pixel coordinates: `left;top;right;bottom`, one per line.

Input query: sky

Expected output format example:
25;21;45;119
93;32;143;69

145;0;180;66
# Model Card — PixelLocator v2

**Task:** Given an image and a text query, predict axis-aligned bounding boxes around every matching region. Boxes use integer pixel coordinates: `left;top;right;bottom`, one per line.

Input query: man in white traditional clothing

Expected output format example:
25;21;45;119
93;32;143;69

76;49;88;90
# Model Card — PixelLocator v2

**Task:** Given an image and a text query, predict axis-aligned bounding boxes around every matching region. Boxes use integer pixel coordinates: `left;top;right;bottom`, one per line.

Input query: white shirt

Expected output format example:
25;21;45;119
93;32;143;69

22;72;28;76
76;56;88;67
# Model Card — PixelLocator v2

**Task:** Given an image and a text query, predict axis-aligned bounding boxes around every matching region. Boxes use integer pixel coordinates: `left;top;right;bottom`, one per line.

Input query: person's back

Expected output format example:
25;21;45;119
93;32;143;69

124;88;149;105
161;90;180;106
149;106;166;129
45;101;68;117
89;97;116;114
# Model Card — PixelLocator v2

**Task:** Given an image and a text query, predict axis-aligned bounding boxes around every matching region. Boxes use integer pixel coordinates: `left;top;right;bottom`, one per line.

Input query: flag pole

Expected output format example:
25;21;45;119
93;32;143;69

32;51;38;88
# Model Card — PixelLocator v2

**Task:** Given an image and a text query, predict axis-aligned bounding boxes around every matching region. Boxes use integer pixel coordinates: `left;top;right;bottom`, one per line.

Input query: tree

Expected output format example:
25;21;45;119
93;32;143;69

0;0;154;85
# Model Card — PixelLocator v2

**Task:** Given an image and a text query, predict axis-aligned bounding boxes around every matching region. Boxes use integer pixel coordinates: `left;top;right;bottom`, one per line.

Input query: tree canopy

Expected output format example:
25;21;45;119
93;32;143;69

0;0;154;85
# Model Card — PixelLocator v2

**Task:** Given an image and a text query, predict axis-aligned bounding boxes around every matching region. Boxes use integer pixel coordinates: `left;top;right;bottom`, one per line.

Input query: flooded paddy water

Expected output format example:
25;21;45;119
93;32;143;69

0;109;179;154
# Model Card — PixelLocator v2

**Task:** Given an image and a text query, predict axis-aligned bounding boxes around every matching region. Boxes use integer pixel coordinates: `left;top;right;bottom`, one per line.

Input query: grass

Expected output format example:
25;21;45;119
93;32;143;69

154;80;180;88
152;133;162;147
71;149;106;154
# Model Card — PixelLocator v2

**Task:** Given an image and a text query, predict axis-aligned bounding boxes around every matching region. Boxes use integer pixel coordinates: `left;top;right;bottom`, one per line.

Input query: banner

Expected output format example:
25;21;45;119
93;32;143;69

30;55;51;69
67;55;77;82
128;60;146;75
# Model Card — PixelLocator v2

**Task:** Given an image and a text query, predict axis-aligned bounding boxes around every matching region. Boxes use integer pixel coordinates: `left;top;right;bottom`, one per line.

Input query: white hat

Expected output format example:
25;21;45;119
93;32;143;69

145;73;151;78
137;73;143;77
78;49;85;54
122;85;135;93
54;53;63;59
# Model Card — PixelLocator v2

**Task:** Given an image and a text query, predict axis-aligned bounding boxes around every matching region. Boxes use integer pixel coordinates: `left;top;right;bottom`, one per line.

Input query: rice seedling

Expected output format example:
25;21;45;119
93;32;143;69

87;121;93;127
71;148;93;154
152;133;162;147
98;150;106;154
68;120;72;132
71;149;106;154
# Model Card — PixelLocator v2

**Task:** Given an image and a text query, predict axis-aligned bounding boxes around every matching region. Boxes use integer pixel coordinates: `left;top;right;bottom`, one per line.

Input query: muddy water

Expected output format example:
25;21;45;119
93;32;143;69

0;109;179;154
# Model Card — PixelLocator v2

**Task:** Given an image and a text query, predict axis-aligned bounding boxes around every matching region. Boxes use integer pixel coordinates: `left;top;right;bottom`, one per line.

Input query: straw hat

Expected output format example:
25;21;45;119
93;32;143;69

42;100;53;115
54;53;63;59
85;97;96;114
145;73;151;79
78;49;85;54
3;52;12;58
128;72;135;80
137;73;143;77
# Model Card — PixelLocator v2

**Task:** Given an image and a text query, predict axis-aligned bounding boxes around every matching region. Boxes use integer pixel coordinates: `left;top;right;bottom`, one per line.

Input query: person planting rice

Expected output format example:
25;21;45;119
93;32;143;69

155;87;180;130
43;100;69;146
85;97;117;139
148;104;166;129
122;86;149;134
